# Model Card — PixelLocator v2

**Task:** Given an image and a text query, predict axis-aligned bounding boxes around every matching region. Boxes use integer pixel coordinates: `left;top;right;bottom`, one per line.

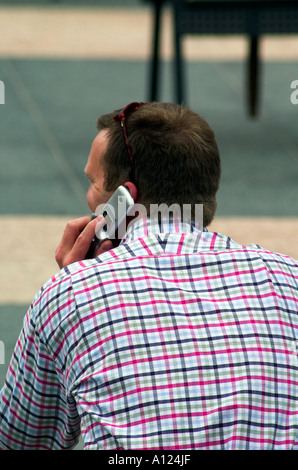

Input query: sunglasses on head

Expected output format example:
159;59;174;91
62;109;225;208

113;101;146;181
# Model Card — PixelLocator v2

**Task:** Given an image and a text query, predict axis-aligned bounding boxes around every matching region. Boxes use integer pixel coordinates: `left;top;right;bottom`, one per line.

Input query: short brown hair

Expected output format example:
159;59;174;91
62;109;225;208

97;102;221;226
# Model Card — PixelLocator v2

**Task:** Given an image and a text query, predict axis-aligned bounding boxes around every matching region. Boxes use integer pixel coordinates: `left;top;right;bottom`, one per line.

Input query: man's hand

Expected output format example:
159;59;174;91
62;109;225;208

55;216;113;269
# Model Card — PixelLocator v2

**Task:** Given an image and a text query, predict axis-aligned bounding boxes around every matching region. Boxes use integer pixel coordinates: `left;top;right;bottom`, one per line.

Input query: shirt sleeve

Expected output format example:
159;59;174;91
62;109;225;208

0;275;81;450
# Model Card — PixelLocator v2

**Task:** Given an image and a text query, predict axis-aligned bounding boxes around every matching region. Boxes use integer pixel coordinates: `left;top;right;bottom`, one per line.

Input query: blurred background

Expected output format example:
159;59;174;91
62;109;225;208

0;0;298;446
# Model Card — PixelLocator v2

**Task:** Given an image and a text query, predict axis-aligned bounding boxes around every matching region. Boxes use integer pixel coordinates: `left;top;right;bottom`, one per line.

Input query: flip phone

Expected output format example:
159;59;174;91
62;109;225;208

85;184;136;259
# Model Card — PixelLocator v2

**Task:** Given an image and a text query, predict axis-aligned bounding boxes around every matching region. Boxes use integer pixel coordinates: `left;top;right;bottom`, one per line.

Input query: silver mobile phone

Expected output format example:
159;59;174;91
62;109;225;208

85;185;135;259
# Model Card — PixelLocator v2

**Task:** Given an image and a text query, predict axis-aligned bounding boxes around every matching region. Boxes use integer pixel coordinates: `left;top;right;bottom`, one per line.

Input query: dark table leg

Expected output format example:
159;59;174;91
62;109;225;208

248;35;260;117
149;0;163;101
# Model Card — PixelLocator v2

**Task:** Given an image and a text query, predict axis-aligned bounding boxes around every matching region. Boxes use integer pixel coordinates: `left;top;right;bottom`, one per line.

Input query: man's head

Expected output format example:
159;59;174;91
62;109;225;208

96;101;221;226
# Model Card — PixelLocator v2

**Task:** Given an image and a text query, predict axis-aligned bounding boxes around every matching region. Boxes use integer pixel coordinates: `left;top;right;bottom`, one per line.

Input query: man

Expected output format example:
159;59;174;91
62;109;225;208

1;102;298;450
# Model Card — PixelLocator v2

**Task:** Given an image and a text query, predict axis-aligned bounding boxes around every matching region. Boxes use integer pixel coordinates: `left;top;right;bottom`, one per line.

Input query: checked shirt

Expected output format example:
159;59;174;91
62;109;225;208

1;217;298;450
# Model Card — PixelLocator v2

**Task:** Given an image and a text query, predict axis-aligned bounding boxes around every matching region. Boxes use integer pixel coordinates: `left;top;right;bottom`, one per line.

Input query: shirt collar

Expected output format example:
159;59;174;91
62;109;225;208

124;216;204;242
121;217;245;255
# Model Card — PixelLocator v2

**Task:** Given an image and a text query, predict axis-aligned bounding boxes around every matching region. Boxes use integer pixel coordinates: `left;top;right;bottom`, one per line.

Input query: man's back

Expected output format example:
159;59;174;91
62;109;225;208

1;218;298;450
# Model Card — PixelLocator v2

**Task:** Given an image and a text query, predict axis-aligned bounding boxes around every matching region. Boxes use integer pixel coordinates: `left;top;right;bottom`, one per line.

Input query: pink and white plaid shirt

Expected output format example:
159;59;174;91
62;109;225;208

1;217;298;450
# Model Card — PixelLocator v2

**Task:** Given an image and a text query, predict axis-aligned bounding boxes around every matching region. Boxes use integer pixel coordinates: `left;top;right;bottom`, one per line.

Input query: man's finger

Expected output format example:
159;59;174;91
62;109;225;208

96;239;114;257
71;216;103;258
60;216;91;252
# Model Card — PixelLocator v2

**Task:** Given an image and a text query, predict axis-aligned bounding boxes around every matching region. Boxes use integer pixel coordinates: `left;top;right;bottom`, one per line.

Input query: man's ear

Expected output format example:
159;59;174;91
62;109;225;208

124;182;137;202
